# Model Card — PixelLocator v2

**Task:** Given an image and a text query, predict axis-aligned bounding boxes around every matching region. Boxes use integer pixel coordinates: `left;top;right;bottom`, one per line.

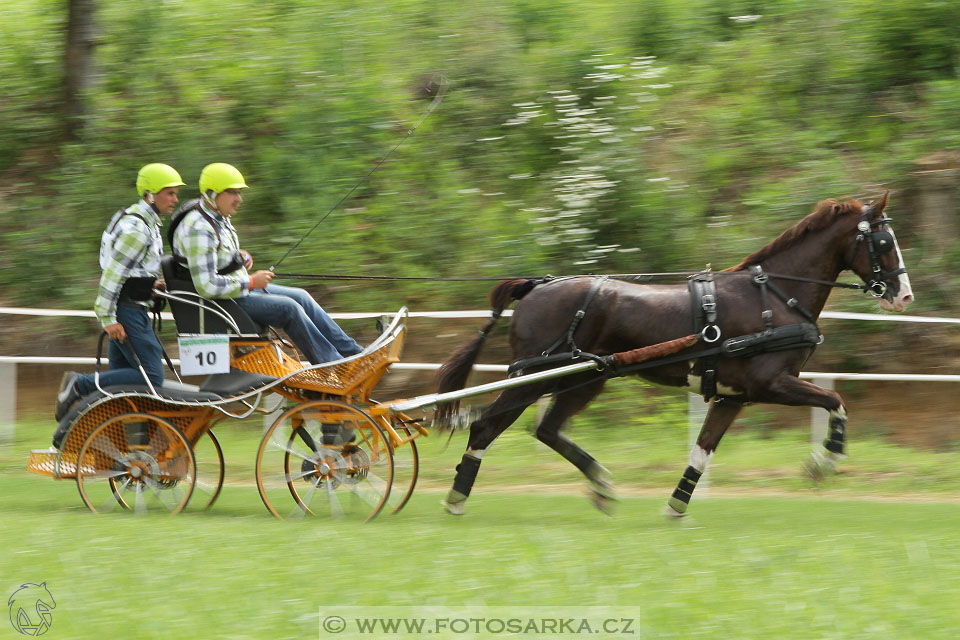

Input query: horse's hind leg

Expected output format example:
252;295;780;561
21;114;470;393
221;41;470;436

533;377;612;513
666;397;743;517
443;382;549;516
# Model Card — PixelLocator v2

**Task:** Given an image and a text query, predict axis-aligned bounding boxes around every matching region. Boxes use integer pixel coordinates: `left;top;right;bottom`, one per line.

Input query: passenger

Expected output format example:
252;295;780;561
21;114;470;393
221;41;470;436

54;164;185;438
169;163;362;364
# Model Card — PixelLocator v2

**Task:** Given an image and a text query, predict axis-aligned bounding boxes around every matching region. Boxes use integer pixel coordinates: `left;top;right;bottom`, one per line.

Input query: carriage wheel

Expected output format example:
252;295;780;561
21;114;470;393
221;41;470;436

385;418;420;515
365;402;420;516
188;430;225;511
256;400;394;522
76;412;196;514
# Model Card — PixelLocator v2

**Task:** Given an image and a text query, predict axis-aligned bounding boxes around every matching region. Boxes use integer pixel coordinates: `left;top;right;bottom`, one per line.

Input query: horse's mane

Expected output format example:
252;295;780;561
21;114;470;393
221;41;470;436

723;198;863;271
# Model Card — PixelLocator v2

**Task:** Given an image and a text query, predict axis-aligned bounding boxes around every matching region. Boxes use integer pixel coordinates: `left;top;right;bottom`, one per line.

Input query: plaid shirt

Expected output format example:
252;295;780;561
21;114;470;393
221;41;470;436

171;198;250;299
93;200;163;327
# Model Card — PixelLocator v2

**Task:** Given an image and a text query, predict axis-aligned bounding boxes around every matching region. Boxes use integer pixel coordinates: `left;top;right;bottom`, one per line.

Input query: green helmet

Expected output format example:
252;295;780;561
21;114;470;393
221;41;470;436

136;163;185;196
199;163;248;195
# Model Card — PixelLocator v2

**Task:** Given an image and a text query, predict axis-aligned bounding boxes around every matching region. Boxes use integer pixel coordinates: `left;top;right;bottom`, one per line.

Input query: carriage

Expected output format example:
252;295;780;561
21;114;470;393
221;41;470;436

28;258;427;521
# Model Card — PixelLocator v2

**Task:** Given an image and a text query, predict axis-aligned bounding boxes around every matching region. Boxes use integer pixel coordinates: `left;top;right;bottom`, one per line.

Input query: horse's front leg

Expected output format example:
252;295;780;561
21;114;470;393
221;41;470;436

666;397;742;517
758;372;848;480
805;405;848;480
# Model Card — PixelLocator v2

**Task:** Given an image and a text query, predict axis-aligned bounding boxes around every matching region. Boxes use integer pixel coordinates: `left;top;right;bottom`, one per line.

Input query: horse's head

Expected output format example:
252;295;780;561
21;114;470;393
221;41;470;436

843;193;914;311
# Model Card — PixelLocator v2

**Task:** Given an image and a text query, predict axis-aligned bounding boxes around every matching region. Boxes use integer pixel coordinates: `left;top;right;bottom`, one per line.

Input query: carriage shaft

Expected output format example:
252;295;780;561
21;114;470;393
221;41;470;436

384;360;600;414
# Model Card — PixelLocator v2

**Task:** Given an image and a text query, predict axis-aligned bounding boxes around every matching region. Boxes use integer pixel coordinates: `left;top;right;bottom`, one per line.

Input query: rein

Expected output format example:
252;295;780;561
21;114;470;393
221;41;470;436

272;270;878;292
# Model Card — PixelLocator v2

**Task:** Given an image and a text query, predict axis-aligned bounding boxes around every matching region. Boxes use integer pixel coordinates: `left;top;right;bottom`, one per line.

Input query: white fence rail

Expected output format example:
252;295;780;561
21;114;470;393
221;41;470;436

2;307;959;449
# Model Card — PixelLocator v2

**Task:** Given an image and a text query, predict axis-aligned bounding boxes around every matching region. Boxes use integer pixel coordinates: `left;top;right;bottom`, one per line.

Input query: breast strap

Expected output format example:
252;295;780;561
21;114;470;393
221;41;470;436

688;271;721;399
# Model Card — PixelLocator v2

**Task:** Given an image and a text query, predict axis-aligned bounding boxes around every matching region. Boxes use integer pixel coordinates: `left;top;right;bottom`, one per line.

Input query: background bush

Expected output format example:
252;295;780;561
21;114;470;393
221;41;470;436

1;0;958;315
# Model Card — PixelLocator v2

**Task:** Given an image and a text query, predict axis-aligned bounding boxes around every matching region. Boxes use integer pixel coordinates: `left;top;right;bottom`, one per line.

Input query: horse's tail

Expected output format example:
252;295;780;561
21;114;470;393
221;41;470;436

435;279;539;424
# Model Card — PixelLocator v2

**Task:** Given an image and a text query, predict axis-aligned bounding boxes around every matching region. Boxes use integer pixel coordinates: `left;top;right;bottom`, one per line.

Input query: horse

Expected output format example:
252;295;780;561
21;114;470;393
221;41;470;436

435;193;913;517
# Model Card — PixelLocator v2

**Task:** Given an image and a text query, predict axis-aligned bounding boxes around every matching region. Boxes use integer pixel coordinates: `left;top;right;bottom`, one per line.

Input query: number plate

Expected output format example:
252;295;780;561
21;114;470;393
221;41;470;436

178;334;230;375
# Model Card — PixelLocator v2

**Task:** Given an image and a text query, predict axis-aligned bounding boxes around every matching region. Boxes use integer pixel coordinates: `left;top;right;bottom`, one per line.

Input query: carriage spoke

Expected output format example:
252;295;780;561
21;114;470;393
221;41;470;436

134;482;146;515
290;477;322;519
86;468;128;480
325;480;345;518
94;477;131;513
194;479;218;495
268;437;316;463
87;438;126;464
143;477;187;512
343;477;386;509
285;469;314;483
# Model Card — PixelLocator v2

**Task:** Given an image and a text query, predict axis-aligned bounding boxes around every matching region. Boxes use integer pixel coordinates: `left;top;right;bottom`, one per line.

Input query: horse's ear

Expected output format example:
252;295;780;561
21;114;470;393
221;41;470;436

867;191;890;217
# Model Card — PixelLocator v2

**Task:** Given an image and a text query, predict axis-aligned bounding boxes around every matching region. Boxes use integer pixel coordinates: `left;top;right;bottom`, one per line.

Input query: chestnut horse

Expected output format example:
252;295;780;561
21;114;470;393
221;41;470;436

436;194;913;517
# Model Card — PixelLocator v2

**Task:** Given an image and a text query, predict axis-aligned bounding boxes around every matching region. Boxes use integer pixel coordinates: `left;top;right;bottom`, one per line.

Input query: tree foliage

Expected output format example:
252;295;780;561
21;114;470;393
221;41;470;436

0;0;958;313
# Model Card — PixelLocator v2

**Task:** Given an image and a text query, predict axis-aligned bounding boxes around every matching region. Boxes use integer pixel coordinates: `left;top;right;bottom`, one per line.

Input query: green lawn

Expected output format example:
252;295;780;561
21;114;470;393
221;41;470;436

3;415;959;639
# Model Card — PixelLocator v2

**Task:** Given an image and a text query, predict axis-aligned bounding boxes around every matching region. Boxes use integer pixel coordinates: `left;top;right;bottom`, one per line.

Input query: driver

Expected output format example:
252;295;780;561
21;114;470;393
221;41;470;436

170;163;362;364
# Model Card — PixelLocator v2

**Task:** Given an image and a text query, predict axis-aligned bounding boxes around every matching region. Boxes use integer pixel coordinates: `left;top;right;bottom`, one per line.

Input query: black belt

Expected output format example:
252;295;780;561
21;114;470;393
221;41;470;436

118;276;156;302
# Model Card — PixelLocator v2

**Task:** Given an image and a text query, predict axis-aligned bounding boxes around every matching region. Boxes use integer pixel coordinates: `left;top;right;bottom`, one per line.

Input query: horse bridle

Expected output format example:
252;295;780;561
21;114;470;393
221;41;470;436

843;205;906;298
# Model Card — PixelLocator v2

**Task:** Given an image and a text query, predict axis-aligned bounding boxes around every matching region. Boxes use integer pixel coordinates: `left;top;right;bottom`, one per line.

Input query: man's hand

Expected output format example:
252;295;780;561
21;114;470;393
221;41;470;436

105;322;127;342
153;279;167;292
250;270;275;290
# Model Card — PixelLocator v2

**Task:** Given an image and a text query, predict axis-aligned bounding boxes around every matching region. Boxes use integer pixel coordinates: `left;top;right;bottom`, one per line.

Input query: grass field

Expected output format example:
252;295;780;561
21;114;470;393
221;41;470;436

3;414;960;639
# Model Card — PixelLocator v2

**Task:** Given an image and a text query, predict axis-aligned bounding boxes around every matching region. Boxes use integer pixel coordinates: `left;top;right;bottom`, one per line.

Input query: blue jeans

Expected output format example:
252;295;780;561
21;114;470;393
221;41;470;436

75;303;165;395
235;284;362;364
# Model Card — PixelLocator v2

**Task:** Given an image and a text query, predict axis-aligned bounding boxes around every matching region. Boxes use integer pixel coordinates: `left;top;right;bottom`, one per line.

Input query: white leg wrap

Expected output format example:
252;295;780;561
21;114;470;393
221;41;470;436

689;446;714;473
465;447;487;459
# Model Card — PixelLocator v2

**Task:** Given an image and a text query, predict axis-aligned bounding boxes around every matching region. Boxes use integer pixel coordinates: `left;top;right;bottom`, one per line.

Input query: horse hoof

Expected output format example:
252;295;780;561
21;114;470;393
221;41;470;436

804;449;839;483
589;490;615;516
803;459;825;483
441;500;465;516
663;505;686;518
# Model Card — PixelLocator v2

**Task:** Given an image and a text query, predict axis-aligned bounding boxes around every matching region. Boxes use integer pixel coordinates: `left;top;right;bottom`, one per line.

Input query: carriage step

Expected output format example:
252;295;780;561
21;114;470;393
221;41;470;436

27;449;77;479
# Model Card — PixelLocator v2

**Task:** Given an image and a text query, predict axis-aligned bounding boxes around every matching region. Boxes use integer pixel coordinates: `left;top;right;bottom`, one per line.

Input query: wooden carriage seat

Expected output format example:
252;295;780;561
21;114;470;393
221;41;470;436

160;256;265;335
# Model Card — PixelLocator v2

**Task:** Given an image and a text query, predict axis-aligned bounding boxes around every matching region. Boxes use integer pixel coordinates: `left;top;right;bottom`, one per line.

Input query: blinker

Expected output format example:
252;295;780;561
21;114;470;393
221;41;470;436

872;231;894;254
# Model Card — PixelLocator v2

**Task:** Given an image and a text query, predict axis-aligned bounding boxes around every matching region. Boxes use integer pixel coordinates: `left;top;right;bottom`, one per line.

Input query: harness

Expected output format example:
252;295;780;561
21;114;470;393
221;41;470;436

167;199;245;279
688;272;721;398
540;276;609;357
684;265;823;400
507;277;610;377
